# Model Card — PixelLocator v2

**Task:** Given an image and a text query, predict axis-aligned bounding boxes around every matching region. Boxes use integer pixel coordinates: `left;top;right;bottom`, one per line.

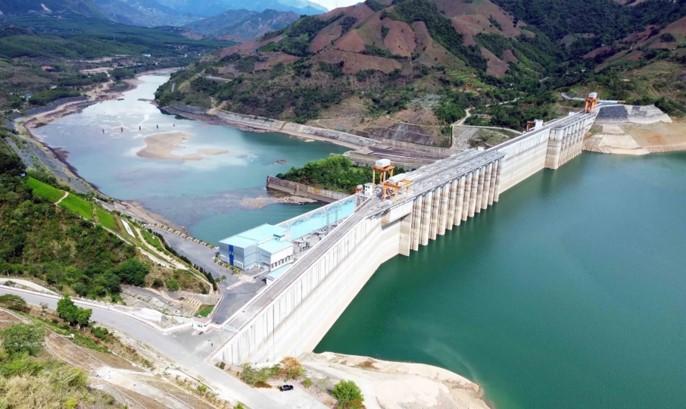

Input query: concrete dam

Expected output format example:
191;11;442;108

210;109;598;366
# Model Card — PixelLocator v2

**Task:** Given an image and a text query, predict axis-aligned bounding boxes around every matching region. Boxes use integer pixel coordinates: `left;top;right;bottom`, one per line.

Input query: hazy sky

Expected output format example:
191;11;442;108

315;0;360;10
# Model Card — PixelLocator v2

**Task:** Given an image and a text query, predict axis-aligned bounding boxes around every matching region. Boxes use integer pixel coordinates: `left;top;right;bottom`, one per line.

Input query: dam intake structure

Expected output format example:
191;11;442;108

211;109;598;366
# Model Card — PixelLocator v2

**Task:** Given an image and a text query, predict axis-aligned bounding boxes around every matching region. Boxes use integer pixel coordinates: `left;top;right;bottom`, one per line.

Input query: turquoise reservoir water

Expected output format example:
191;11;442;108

34;74;345;242
317;152;686;409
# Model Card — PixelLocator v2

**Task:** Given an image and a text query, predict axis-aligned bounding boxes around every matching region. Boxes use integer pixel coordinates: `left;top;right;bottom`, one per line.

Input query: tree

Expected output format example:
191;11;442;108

57;296;92;327
114;259;149;286
332;380;364;409
76;308;92;328
1;324;44;356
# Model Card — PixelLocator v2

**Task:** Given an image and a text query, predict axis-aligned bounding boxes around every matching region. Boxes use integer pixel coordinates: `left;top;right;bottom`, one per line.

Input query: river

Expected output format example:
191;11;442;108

317;152;686;409
33;73;345;242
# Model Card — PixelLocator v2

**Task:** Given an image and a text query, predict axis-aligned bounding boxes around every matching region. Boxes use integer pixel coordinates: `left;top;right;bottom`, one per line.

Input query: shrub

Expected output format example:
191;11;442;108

1;324;44;356
0;294;29;312
332;380;364;409
165;278;180;292
239;363;280;387
90;326;110;341
279;357;304;380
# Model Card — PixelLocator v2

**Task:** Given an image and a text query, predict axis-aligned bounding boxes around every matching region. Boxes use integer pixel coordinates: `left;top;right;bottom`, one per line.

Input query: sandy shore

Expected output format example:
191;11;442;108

301;352;492;409
136;132;228;161
585;121;686;155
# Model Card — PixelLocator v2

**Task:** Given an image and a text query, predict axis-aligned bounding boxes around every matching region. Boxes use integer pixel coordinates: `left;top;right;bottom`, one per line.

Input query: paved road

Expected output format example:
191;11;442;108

151;226;266;324
0;285;283;409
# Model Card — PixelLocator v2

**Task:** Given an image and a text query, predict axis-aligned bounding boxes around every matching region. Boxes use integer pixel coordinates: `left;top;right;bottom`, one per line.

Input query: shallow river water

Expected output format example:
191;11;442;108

318;152;686;409
34;74;345;242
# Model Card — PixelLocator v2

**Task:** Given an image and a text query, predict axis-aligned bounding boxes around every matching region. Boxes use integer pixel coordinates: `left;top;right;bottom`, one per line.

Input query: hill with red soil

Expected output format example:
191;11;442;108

157;0;686;146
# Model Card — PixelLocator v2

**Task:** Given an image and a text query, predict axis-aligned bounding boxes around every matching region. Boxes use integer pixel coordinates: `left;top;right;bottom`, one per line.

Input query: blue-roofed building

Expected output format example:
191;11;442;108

219;224;294;271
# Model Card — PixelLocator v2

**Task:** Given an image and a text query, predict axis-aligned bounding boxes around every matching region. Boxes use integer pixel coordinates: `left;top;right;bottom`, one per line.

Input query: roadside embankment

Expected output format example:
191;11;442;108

301;352;492;409
266;176;349;203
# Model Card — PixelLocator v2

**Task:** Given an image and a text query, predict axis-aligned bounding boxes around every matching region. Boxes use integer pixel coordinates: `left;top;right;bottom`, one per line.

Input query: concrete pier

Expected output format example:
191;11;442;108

211;110;598;366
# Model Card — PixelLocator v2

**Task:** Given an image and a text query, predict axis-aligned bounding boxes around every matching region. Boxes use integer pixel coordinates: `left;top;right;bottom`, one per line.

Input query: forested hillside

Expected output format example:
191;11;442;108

157;0;686;146
0;133;207;299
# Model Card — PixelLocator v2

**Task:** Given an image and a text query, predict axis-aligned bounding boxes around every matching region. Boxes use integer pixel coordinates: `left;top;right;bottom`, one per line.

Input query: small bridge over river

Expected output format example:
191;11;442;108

210;108;598;366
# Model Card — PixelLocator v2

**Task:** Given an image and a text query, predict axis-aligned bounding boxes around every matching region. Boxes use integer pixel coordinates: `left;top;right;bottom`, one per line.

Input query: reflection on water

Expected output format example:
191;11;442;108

35;74;346;242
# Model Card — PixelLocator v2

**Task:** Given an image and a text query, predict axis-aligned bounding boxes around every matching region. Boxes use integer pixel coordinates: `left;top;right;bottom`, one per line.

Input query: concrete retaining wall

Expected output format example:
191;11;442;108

266;176;349;203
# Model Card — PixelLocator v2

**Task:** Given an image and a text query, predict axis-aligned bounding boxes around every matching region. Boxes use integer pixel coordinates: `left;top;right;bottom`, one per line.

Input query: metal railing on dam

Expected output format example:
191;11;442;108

210;110;598;366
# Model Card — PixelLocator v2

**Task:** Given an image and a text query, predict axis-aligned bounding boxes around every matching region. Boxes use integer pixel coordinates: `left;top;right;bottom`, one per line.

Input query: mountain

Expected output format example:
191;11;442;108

157;0;686;146
92;0;198;26
0;0;102;18
156;0;560;146
154;0;326;17
183;9;299;41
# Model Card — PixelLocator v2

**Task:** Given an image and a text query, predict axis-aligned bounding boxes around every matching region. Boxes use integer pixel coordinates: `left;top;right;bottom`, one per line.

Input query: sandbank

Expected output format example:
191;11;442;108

136;132;228;161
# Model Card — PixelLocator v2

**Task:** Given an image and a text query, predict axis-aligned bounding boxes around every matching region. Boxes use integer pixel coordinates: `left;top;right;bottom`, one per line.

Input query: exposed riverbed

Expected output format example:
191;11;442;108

33;74;346;241
318;152;686;409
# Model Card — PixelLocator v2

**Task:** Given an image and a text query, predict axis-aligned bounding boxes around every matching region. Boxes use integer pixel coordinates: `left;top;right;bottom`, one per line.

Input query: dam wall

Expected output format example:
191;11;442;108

211;111;597;366
496;112;596;192
214;203;403;364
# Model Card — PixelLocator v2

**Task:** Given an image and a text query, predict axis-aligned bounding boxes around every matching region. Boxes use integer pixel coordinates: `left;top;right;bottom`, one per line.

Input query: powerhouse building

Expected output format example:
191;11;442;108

219;224;294;271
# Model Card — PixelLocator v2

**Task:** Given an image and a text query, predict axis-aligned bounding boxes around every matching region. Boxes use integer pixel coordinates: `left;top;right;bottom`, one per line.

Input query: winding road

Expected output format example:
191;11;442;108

0;285;285;409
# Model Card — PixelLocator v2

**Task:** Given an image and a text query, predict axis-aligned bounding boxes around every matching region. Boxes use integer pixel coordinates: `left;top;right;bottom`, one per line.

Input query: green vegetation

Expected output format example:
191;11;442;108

26;176;64;203
0;15;229;60
141;228;165;252
0;295;30;313
195;304;215;318
332;380;364;409
277;155;370;193
279;357;305;380
95;207;118;231
260;15;336;57
434;91;475;125
239;363;281;387
393;0;486;70
1;324;44;356
493;0;686;56
238;357;306;387
0;303;125;409
0;141;146;299
57;296;92;328
58;193;94;220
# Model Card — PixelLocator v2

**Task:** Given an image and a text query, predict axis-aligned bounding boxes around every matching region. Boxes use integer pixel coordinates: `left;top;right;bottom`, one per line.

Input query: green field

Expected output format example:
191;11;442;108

25;176;64;203
141;228;165;252
95;207;118;231
59;194;93;220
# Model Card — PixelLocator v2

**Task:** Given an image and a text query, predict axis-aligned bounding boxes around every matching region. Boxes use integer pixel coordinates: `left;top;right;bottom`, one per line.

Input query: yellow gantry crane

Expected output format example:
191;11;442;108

372;159;412;199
